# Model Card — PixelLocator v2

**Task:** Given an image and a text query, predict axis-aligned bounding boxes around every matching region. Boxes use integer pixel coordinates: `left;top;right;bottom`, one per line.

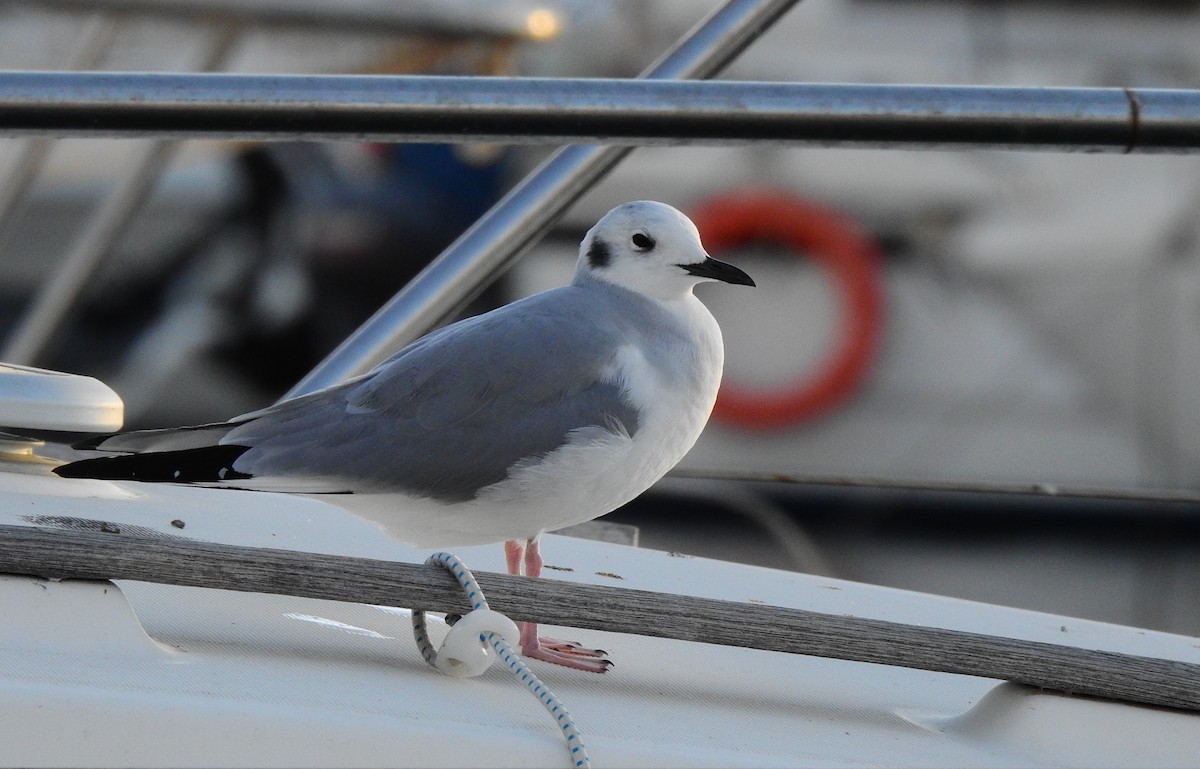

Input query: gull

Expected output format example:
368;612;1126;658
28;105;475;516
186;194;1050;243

55;200;755;672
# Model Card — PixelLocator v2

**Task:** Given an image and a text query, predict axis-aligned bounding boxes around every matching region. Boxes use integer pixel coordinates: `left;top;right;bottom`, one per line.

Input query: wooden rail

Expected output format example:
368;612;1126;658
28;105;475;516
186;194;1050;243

0;522;1197;712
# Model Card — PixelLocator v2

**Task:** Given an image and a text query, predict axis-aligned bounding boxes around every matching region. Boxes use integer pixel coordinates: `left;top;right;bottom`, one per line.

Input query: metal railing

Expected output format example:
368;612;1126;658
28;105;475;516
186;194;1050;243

1;74;1196;153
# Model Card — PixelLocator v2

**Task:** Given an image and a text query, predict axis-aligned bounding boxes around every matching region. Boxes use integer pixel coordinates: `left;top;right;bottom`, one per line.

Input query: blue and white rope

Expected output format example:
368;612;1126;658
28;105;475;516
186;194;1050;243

412;551;591;769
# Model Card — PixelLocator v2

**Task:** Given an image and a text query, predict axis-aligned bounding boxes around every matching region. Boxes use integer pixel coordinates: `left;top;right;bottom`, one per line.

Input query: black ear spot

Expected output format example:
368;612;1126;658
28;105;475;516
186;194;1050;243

631;232;655;251
587;237;612;269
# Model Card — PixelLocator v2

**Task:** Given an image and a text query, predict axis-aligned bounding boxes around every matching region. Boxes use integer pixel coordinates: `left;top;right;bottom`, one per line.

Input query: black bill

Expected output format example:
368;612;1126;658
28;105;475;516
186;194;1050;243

679;256;756;287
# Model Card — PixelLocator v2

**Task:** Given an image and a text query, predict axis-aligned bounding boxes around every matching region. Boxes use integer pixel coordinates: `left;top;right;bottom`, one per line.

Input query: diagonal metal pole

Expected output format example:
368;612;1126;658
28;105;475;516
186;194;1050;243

1;23;238;366
285;0;801;398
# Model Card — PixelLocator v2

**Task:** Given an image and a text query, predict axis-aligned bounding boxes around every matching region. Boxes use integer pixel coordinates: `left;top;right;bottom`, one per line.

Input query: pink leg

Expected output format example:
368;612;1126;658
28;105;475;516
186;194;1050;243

504;539;524;577
503;537;611;673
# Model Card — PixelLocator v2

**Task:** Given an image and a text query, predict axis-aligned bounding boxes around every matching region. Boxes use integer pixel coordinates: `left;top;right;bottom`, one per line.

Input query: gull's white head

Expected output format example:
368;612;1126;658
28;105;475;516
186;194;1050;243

575;201;755;300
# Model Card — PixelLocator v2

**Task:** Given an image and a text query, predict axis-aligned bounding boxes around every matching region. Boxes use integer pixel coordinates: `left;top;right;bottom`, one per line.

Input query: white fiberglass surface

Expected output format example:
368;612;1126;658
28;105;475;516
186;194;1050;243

1;467;1198;767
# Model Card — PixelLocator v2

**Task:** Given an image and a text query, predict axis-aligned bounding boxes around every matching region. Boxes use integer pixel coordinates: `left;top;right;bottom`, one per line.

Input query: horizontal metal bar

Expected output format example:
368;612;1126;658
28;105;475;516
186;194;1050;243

4;0;557;40
0;72;1198;152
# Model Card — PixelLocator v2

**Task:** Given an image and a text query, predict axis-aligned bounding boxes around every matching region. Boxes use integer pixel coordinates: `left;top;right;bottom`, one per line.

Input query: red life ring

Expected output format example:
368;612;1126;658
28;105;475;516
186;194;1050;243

691;190;886;429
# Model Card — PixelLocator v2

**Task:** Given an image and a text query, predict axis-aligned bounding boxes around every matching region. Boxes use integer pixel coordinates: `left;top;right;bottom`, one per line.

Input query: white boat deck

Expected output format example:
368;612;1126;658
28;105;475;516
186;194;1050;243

1;466;1198;767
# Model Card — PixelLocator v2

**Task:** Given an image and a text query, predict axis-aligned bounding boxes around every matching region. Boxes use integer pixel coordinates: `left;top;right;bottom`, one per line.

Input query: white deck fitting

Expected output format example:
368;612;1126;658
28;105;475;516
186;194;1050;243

0;363;123;432
1;465;1198;767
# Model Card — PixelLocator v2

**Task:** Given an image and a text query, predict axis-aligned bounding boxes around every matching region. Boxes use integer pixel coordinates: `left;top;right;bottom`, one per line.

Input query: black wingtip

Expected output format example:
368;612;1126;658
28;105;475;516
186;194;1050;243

52;457;105;479
54;445;253;483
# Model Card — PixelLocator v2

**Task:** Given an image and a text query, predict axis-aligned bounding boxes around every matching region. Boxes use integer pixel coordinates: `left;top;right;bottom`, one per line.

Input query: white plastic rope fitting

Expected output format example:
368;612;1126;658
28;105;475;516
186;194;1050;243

434;607;520;677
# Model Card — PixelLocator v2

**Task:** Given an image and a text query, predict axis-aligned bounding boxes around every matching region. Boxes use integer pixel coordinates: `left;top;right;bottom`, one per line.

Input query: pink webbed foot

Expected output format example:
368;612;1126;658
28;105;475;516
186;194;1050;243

519;621;612;674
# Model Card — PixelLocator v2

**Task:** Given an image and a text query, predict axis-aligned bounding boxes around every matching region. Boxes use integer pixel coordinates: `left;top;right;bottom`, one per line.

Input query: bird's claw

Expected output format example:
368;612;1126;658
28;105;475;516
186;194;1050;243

540;638;608;658
522;636;612;673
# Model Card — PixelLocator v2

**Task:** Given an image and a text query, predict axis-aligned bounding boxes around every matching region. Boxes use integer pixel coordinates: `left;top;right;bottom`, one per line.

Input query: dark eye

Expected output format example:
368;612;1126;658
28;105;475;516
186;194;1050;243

631;232;655;251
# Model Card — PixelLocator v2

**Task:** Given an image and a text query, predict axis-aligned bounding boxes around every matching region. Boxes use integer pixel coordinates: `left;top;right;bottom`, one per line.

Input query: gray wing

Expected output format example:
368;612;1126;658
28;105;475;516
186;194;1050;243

224;286;642;501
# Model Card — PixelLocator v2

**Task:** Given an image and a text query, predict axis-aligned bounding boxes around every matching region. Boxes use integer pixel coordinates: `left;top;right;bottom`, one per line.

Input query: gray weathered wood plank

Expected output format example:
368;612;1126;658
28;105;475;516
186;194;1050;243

0;522;1196;712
